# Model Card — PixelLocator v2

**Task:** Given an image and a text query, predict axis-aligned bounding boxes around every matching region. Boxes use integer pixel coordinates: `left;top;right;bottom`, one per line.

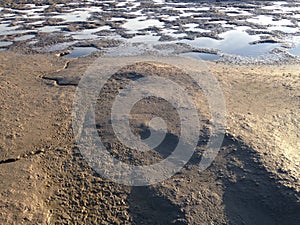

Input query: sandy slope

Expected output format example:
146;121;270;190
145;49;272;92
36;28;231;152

0;51;299;224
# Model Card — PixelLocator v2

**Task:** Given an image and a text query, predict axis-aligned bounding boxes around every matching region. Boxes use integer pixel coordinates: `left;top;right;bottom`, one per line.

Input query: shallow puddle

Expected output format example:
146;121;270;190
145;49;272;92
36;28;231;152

0;0;298;60
53;10;92;23
70;26;111;40
180;52;220;61
14;34;35;41
0;24;21;36
37;26;65;33
64;47;99;58
123;17;164;31
182;30;280;57
127;34;161;43
268;26;299;34
247;15;292;26
0;41;13;47
289;45;300;56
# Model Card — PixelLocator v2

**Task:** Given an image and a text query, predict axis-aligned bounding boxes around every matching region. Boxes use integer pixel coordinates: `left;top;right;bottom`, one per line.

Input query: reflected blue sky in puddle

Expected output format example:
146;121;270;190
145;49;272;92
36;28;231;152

127;34;161;43
289;44;300;56
53;10;92;23
14;34;35;41
0;41;13;47
70;26;111;40
37;26;66;33
180;52;220;61
181;30;280;57
123;17;164;31
64;47;98;58
0;0;299;59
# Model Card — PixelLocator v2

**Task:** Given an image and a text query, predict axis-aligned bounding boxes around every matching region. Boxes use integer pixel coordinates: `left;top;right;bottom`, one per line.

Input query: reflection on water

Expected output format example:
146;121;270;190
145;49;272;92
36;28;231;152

123;17;164;31
53;10;92;23
14;34;35;41
182;30;280;57
0;0;299;60
70;26;111;40
180;52;220;61
127;34;161;43
247;15;292;26
184;23;209;33
64;47;98;58
268;26;299;34
0;41;13;47
37;26;66;33
289;44;300;56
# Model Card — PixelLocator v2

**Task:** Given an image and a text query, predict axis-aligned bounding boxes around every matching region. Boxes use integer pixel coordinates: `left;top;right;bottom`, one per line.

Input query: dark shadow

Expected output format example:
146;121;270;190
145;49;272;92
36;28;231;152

154;132;180;158
128;186;187;225
219;135;300;225
89;65;300;224
138;124;180;158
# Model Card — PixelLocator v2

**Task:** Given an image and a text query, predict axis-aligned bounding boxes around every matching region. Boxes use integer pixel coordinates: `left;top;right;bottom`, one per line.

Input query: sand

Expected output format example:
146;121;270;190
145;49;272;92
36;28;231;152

0;51;299;224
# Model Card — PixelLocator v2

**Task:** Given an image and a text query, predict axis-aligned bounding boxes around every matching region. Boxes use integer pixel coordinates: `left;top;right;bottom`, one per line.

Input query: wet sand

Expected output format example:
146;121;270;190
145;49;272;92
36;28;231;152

0;0;300;63
0;50;299;224
1;0;300;224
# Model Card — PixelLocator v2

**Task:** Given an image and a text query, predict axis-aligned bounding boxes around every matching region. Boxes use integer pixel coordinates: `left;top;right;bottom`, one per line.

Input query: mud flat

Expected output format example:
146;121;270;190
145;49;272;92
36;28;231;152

0;50;299;224
0;0;300;63
1;0;300;224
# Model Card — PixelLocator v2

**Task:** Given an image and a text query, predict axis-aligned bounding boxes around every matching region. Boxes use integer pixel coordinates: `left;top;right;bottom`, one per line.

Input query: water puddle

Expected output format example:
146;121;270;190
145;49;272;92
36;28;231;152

37;26;66;33
236;43;281;57
53;10;92;23
0;0;298;61
123;17;164;31
182;30;280;57
268;26;299;34
0;41;13;47
64;47;98;58
14;34;35;41
247;15;292;26
127;34;161;43
1;28;36;36
161;15;179;22
289;45;300;56
262;3;300;13
180;52;220;61
70;26;111;40
29;20;45;25
71;33;98;40
0;24;21;36
184;23;209;33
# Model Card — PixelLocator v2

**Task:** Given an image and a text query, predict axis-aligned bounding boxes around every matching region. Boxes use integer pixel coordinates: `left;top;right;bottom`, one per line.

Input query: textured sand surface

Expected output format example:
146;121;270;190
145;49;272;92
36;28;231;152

0;51;299;224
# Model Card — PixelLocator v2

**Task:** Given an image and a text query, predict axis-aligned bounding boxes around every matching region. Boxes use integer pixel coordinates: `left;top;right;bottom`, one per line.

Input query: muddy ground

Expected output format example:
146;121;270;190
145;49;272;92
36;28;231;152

0;51;299;224
0;0;300;64
0;0;300;225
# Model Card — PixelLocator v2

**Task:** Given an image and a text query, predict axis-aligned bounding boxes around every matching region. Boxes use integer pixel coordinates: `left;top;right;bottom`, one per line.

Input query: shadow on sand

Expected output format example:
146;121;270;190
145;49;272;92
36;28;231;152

220;135;300;225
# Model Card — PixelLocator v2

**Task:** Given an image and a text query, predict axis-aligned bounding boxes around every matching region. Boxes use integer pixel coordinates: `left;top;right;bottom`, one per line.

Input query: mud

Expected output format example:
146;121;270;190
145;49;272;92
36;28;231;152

0;1;300;225
1;51;299;224
0;0;300;63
